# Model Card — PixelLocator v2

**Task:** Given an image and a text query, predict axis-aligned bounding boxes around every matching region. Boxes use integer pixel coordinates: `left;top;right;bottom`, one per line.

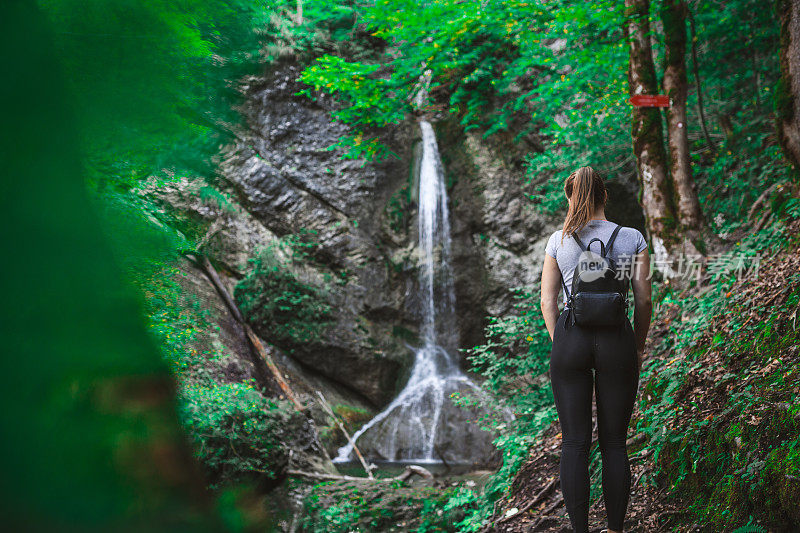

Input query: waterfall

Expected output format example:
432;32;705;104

335;120;486;464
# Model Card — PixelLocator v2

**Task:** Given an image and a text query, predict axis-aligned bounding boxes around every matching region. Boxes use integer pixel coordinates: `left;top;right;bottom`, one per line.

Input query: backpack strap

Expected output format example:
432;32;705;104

585;238;606;257
560;274;571;302
559;273;575;328
571;232;587;251
605;224;623;257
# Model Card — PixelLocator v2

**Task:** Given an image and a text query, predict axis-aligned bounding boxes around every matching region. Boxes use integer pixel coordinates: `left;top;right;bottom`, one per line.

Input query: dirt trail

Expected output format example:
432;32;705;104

489;397;684;532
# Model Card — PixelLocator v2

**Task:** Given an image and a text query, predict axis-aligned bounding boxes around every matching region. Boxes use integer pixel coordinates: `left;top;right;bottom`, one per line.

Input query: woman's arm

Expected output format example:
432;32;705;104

630;249;652;371
540;254;562;341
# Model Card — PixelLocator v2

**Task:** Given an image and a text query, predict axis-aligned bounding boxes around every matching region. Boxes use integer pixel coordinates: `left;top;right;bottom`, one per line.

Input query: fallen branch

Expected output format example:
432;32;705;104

631;447;654;462
315;391;373;479
633;467;648;488
753;211;773;234
530;494;564;531
747;183;781;220
287;464;433;483
626;433;646;447
287;470;372;482
187;252;304;411
245;325;304;411
485;476;558;530
395;465;434;482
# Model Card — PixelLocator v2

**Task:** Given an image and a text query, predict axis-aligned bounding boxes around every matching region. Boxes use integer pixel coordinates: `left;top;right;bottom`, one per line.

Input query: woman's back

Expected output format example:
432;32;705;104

540;167;652;533
545;219;648;303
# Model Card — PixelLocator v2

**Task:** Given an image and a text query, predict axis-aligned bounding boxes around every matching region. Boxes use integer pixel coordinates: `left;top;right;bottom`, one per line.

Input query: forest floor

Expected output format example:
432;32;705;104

489;218;800;532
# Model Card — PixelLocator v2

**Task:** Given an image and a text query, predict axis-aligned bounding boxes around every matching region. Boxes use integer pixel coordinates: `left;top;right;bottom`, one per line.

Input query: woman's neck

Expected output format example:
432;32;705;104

589;211;607;221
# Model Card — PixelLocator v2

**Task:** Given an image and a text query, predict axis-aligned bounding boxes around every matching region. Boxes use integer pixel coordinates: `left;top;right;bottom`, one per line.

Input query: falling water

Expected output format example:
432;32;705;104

335;120;487;464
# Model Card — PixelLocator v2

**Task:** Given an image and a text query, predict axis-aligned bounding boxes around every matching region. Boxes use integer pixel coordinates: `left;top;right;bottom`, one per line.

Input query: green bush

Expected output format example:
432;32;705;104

179;381;293;487
300;480;460;533
234;247;333;351
633;214;800;530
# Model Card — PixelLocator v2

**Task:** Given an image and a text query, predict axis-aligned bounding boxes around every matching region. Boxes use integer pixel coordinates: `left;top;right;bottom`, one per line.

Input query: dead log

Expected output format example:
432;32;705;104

395;465;434;482
287;464;433;483
287;470;371;482
186;252;304;411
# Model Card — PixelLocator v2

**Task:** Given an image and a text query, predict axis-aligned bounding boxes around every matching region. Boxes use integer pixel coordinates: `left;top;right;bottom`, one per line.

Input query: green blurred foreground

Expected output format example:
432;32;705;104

0;2;221;530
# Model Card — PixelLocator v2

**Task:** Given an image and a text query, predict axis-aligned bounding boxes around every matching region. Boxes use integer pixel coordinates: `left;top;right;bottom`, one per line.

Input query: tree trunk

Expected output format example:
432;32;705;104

777;0;800;173
625;0;682;274
662;0;704;231
687;7;716;153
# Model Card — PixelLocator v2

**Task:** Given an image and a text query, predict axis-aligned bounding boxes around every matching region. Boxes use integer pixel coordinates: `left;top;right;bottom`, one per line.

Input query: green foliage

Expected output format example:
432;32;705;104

280;227;322;262
234;244;333;351
699;127;793;239
38;0;275;190
23;0;800;529
385;182;412;233
0;3;221;527
442;487;482;532
199;186;238;217
180;381;293;487
295;0;791;233
301;480;459;532
298;54;406;161
633;216;800;530
128;228;293;488
261;0;370;63
445;288;557;529
732;520;767;533
333;404;372;432
39;0;367;191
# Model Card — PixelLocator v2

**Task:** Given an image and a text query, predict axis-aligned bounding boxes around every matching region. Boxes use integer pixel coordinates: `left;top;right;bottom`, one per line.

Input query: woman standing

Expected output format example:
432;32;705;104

540;167;652;533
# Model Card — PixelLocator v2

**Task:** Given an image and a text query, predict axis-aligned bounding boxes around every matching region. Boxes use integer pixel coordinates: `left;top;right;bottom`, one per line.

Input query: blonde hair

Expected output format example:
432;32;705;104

560;166;607;243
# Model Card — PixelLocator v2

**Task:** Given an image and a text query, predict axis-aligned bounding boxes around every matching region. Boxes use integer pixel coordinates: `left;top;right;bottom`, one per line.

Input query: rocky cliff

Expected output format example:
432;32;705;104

140;57;571;459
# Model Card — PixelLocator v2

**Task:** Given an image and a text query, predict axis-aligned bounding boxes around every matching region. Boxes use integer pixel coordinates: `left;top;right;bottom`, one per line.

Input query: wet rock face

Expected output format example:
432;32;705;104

215;59;421;407
438;120;558;332
227;61;411;245
146;57;571;427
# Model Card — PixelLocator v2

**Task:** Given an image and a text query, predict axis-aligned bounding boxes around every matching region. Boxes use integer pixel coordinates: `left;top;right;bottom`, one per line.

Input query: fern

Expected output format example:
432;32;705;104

732;518;766;533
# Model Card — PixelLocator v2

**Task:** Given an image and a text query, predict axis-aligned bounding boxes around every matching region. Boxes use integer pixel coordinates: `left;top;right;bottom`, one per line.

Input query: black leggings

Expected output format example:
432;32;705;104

549;308;639;533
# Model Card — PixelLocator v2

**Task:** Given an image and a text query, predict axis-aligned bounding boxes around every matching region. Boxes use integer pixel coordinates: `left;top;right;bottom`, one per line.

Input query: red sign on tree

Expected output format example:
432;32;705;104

630;94;670;107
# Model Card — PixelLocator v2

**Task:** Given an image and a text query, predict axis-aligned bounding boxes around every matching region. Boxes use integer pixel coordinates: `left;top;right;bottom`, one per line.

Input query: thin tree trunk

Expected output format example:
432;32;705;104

687;7;716;153
662;0;704;231
776;0;800;173
625;0;681;273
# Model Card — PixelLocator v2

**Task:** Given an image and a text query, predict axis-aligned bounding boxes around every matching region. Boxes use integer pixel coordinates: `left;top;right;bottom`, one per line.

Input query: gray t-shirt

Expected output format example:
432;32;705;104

545;219;648;303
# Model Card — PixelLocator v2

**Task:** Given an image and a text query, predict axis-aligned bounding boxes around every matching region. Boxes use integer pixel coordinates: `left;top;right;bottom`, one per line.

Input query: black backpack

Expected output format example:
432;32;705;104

560;224;630;328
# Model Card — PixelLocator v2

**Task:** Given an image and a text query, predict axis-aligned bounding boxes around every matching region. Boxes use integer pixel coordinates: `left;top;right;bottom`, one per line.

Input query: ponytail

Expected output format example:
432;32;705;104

560;166;607;243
